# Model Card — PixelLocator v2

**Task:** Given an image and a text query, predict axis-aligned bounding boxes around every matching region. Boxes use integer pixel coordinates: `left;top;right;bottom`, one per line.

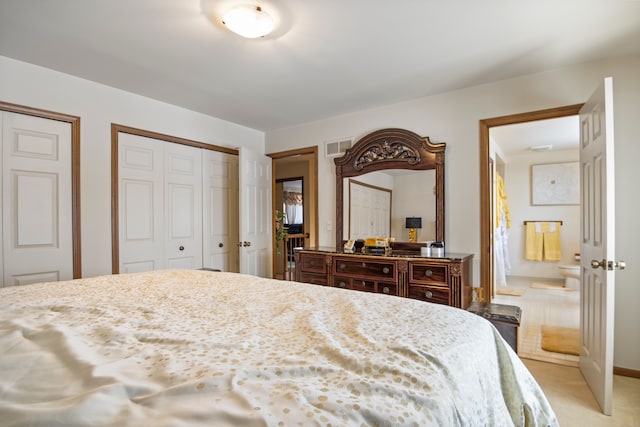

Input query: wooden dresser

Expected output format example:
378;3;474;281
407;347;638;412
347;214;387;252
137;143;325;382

295;249;474;309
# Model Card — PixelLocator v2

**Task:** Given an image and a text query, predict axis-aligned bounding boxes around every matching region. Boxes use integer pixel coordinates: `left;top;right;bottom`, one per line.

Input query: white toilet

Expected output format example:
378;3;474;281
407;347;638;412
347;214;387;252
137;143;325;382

558;265;580;289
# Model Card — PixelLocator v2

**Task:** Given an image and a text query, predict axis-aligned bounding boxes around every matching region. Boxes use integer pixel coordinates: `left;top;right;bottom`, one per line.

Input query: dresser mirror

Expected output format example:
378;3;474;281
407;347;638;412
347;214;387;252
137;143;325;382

334;128;445;251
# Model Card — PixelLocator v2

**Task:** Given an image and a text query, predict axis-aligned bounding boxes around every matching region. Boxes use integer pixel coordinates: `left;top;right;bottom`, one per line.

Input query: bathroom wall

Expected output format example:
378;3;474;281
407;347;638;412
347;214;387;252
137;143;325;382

503;149;580;279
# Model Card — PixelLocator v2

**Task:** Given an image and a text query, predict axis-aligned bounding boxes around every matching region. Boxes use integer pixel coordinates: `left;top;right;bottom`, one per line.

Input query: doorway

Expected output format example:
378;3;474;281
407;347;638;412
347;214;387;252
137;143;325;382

268;146;318;280
488;115;582;365
480;105;584;364
479;104;583;301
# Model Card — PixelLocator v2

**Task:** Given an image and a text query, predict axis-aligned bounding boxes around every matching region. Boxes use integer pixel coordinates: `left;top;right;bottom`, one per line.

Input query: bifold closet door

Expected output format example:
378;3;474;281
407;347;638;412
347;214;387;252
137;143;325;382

1;111;73;286
202;149;239;272
118;133;202;273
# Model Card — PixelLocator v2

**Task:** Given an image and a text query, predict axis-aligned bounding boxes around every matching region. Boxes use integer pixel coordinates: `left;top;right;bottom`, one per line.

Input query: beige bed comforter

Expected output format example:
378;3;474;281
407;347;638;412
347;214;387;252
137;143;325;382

0;270;557;426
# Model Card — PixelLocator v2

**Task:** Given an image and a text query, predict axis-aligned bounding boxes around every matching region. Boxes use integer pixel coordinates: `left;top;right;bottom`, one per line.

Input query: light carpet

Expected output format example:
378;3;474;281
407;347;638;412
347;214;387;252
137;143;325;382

496;286;525;296
531;282;573;291
541;325;580;355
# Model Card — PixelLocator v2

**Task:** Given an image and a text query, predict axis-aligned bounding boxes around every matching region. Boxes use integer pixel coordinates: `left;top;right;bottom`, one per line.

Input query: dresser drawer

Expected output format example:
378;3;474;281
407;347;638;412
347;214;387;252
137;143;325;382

407;284;450;305
334;276;398;296
298;253;327;274
333;257;396;280
409;262;448;285
298;271;328;286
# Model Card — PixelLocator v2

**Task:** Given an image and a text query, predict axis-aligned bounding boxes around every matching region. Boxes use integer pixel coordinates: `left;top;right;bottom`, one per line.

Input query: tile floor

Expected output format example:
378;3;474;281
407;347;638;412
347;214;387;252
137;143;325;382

493;275;580;366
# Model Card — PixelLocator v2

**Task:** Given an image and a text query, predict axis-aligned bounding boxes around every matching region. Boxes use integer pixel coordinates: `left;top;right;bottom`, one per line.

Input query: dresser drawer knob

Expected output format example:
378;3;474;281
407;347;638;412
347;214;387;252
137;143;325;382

338;281;347;288
424;269;433;277
340;263;346;270
424;290;433;299
361;281;366;287
382;286;390;294
362;262;366;268
382;267;390;274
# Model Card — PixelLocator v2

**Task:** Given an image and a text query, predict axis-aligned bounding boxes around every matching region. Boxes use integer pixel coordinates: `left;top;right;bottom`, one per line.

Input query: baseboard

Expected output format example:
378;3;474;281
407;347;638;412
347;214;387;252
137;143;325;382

614;366;640;378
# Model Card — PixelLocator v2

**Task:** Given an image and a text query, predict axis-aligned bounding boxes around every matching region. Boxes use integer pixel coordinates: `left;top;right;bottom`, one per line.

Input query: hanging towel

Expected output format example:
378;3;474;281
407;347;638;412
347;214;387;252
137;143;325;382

525;222;544;261
543;222;561;261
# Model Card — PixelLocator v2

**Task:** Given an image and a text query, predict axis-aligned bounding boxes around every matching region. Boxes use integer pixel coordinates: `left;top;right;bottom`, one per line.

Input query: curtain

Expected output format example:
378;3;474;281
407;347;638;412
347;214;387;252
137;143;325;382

283;191;303;224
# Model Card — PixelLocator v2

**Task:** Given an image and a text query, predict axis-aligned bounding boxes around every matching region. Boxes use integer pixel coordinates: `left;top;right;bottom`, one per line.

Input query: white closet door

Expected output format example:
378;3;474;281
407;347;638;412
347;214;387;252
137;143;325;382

1;111;73;286
202;150;239;272
164;142;202;269
118;133;165;273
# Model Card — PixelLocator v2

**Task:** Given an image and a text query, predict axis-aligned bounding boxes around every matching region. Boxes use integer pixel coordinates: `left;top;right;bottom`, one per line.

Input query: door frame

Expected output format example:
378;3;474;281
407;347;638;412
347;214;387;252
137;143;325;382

268;146;319;279
479;104;583;302
0;101;82;278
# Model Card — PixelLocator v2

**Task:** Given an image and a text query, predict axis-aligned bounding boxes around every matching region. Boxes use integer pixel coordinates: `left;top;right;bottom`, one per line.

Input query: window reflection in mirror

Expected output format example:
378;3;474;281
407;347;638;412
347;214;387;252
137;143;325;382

277;178;304;235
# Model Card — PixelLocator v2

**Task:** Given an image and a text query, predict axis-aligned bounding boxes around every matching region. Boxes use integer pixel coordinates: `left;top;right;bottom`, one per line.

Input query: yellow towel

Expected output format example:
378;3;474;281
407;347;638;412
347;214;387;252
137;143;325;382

543;223;561;261
525;222;543;260
525;222;562;261
495;174;511;229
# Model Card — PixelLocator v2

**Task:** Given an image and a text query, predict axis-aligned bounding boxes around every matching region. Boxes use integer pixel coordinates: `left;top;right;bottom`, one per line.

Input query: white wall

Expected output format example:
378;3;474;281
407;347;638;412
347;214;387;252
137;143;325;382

265;55;640;371
503;149;580;279
0;56;265;278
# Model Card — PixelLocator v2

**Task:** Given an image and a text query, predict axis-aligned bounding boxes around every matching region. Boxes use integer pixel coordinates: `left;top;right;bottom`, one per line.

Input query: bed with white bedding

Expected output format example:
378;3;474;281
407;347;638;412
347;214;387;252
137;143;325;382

0;270;557;426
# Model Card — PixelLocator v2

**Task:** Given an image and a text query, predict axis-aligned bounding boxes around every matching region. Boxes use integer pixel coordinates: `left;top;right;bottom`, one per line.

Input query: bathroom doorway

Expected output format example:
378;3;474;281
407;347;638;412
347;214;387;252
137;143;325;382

480;105;583;365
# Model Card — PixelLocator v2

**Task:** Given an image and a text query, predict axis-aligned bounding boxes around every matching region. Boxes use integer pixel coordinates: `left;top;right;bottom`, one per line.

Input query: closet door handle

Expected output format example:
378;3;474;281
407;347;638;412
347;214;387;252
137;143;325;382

179;245;185;251
218;243;224;248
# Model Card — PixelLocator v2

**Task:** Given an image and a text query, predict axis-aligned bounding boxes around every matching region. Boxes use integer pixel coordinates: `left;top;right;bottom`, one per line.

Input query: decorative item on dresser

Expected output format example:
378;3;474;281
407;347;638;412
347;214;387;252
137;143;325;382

295;248;474;309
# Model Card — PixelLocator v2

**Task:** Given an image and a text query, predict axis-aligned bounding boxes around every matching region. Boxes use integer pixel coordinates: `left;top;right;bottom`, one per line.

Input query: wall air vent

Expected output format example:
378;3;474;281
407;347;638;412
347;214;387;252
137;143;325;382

325;138;352;157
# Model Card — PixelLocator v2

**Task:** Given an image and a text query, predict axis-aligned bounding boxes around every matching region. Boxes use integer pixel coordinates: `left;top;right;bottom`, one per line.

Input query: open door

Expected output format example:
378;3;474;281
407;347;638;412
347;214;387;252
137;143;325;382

579;76;623;415
239;147;272;277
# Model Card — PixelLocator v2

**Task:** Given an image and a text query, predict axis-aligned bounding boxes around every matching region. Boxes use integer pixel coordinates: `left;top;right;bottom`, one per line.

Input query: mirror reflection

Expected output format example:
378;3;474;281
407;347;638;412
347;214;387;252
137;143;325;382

343;170;436;242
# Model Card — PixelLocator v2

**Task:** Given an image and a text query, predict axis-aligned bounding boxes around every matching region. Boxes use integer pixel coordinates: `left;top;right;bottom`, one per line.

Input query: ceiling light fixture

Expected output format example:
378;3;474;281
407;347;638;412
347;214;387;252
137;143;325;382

222;5;274;38
530;144;553;152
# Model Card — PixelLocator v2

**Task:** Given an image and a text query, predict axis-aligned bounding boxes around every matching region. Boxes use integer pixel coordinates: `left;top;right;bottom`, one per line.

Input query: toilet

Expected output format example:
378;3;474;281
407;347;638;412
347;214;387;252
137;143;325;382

558;265;580;289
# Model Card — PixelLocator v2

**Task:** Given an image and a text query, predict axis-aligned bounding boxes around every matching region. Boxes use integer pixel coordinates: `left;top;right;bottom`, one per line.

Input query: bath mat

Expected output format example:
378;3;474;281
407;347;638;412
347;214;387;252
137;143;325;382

531;282;573;291
541;325;580;355
496;286;525;296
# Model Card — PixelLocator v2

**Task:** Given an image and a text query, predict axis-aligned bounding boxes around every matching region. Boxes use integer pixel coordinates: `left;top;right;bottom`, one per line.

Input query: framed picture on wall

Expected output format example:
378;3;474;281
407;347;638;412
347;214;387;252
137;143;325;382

531;162;580;205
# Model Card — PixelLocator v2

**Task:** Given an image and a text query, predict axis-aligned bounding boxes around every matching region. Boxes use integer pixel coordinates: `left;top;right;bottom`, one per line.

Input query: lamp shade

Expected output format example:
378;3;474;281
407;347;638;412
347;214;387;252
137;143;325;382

405;217;422;229
222;5;274;38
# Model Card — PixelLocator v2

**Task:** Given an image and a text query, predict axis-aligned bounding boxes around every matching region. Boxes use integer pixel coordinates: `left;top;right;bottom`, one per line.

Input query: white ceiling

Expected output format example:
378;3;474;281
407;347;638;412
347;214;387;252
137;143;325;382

491;115;580;157
1;1;639;131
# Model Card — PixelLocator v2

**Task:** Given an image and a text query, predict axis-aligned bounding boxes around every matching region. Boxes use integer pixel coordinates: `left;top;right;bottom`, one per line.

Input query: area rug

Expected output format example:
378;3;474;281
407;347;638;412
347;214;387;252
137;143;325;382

496;286;525;296
541;325;580;355
531;282;573;291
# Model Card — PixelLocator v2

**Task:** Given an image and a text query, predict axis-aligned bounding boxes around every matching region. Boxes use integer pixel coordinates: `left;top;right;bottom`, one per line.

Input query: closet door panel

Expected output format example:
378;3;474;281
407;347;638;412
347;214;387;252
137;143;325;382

203;151;239;272
164;143;202;270
118;133;165;273
2;112;72;286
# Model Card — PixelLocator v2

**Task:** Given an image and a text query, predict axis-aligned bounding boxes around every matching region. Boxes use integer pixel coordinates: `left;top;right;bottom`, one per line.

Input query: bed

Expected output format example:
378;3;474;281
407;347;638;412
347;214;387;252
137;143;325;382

0;270;557;426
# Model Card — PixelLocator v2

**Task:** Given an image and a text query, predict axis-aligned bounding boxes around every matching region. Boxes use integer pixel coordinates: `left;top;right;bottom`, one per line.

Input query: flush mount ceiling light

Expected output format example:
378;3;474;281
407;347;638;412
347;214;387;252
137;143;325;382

222;5;274;38
530;144;553;152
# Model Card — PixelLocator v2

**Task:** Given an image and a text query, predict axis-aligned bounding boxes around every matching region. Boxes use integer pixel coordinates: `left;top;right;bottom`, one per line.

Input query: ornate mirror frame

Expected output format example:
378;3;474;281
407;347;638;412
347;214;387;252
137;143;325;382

334;128;445;250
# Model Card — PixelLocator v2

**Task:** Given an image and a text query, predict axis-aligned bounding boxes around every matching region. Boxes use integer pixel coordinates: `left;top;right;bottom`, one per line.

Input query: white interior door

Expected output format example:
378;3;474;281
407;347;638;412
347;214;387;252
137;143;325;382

164;143;202;269
579;77;616;415
239;147;272;277
1;112;73;286
203;150;239;272
118;133;165;273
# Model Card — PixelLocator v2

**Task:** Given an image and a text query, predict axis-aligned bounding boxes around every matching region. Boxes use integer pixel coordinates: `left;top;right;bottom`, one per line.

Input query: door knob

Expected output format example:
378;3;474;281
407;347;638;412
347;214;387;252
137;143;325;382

243;241;251;247
179;245;185;251
591;259;627;270
218;243;224;248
